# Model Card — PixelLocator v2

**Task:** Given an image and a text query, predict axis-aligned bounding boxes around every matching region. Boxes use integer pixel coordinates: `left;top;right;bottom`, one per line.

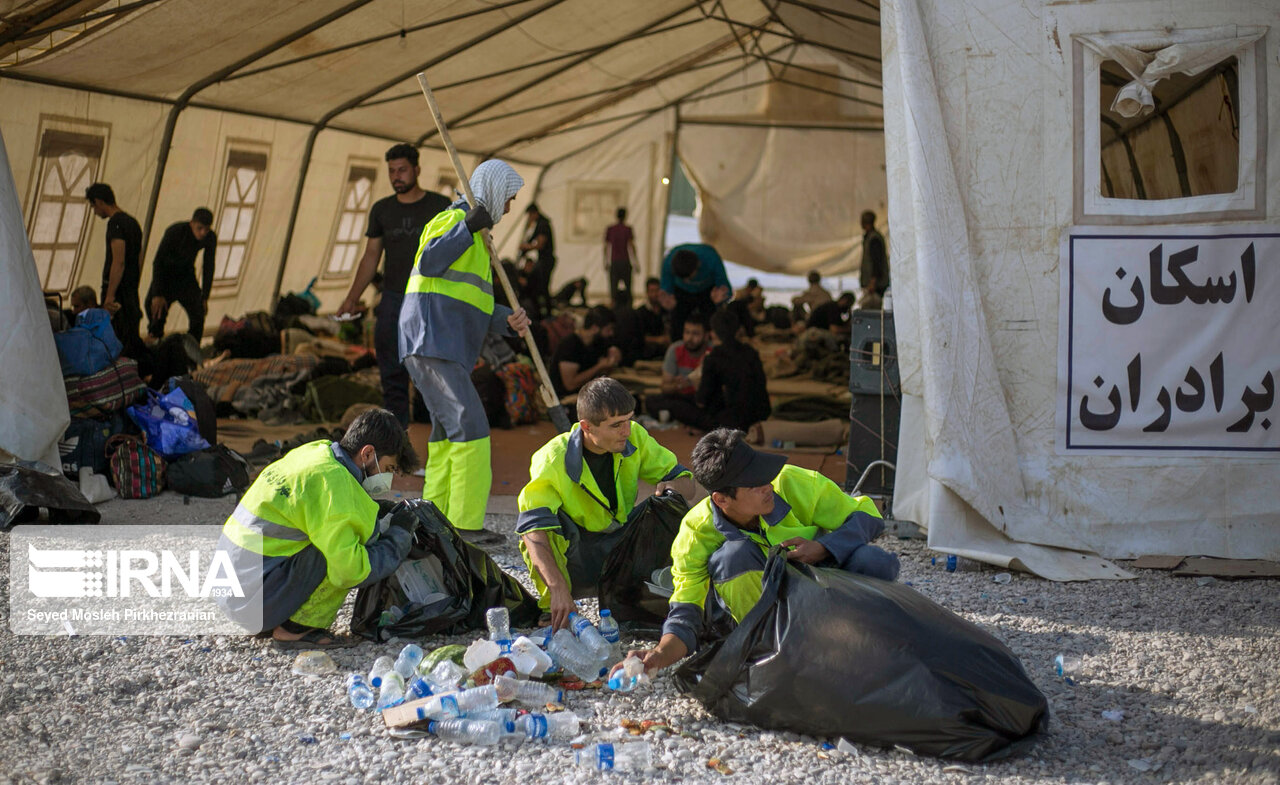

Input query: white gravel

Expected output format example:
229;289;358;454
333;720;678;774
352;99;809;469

1;493;1277;785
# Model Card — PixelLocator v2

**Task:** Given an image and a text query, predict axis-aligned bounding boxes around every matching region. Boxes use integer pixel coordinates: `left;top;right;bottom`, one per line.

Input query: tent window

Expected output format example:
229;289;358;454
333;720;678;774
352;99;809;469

1099;58;1239;200
212;147;269;287
323;163;378;280
27;127;106;292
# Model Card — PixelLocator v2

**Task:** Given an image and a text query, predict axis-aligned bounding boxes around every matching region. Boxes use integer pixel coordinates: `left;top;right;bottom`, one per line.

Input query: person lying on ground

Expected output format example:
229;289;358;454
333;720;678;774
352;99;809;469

645;313;710;425
611;427;900;675
214;408;421;648
550;305;622;396
517;378;693;630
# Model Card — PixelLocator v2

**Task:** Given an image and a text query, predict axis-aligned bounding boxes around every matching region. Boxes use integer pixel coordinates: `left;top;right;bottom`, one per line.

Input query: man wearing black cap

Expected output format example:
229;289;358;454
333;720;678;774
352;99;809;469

618;427;899;673
145;207;218;341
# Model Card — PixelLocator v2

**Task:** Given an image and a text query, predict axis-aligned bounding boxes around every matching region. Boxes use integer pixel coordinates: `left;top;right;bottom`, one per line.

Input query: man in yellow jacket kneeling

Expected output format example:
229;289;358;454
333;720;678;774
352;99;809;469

517;378;692;630
215;409;420;648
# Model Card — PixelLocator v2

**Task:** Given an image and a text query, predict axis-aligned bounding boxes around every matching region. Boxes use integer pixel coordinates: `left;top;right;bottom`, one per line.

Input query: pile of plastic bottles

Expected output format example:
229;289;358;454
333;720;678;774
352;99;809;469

339;606;651;755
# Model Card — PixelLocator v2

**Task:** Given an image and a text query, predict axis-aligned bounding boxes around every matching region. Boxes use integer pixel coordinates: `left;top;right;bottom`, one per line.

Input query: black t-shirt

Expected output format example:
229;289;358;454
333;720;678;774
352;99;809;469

102;211;143;305
697;340;772;428
550;332;604;396
151;221;217;297
527;216;555;266
366;191;451;296
582;447;617;512
637;303;669;338
807;300;848;330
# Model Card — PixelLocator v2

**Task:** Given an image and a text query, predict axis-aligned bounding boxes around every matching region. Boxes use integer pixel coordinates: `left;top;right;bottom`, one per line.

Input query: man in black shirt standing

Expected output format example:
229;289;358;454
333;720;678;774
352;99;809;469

145;207;216;341
86;182;143;349
519;203;555;316
338;143;451;427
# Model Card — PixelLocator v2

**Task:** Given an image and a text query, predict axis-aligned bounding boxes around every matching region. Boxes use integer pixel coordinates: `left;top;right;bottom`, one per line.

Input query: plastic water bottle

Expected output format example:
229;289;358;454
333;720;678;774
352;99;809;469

607;656;648;693
493;674;564;706
376;672;406;711
345;673;374;709
486;606;512;651
518;711;580;740
367;656;394;688
598;609;620;646
574;741;652;771
547;628;608;681
393;643;425;679
427;719;502;746
404;676;437;702
415;685;500;720
568;611;612;658
421;659;467;690
465;707;521;725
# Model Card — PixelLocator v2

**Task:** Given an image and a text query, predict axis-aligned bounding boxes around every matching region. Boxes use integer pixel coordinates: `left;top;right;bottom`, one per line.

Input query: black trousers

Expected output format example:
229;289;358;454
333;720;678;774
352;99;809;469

609;259;633;308
146;282;205;340
374;292;411;428
670;287;714;342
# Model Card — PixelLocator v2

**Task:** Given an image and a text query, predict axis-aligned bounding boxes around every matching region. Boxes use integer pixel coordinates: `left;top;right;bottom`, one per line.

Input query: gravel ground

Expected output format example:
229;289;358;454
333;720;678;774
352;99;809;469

1;493;1277;785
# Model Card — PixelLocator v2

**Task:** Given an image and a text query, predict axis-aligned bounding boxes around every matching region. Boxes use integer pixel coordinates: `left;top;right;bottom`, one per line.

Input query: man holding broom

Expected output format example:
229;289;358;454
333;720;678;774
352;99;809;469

399;159;530;547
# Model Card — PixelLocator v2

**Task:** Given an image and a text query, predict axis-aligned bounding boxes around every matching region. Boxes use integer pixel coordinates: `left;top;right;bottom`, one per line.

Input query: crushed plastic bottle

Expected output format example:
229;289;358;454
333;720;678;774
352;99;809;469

291;650;338;676
568;611;612;658
509;636;554;677
992;572;1013;585
1054;654;1083;681
486;606;512;651
345;673;374;709
518;711;580;740
574;741;651;772
422;659;467;691
393;643;425;679
427;719;502;746
547;628;608;682
494;674;564;706
368;655;394;688
378;605;405;627
376;672;406;712
415;685;500;720
607;655;648;693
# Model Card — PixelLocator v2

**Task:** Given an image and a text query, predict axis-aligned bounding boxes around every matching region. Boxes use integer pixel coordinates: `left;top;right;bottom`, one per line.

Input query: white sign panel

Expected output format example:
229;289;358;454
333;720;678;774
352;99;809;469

1059;226;1280;455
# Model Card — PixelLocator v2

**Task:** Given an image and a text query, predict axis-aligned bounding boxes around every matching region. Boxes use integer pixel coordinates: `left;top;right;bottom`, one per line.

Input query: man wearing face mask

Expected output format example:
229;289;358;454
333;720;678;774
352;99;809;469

400;159;531;547
215;409;420;648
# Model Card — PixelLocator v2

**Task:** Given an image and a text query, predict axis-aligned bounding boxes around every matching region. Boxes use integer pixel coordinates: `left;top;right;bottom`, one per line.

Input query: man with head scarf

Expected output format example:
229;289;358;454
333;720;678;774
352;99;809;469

399;160;531;547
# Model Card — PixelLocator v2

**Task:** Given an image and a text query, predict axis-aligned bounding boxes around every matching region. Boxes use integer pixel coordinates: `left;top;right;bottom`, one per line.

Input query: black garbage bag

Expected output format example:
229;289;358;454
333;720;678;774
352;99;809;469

350;499;539;641
597;491;688;630
0;461;101;530
674;548;1048;761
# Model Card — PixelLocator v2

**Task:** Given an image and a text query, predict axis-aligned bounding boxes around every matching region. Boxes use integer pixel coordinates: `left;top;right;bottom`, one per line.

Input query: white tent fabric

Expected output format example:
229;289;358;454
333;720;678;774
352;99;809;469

0;123;69;467
882;0;1280;571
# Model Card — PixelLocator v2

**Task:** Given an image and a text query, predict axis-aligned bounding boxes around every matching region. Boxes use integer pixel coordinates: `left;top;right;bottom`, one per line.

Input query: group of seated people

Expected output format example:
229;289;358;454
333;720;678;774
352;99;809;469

218;383;900;678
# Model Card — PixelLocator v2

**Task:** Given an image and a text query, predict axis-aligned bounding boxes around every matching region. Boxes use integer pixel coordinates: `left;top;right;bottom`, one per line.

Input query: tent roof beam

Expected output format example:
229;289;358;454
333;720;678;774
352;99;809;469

775;0;879;27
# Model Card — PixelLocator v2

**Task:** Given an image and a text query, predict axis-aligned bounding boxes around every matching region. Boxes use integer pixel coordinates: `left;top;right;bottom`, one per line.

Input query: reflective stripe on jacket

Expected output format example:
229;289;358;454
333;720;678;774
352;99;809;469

516;422;689;535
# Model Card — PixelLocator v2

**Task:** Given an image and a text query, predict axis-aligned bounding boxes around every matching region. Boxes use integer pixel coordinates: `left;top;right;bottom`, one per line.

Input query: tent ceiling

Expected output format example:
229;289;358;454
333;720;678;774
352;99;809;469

0;0;882;164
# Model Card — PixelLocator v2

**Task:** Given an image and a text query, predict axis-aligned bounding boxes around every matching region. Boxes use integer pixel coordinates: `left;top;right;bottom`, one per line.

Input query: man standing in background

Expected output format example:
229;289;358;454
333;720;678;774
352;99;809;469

519;203;556;316
603;207;637;308
339;143;451;427
859;209;890;308
86;182;143;350
145;207;216;341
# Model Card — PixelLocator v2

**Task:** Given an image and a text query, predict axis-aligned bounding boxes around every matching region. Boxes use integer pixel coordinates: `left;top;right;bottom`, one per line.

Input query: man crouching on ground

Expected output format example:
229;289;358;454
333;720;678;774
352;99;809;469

215;408;420;648
615;427;900;673
517;378;692;630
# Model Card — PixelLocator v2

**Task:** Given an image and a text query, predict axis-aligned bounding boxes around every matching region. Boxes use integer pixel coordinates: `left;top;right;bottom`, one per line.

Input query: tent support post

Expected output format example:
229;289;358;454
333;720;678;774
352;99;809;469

656;106;681;281
272;126;322;305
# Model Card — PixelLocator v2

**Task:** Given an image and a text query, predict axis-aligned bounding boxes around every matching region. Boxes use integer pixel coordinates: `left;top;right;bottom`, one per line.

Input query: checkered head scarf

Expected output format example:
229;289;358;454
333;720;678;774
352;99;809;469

469;159;524;227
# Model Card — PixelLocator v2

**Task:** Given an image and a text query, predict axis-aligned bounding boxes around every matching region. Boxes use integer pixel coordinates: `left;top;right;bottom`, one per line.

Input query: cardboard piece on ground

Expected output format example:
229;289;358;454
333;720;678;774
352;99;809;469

1130;555;1187;570
1172;558;1280;578
383;696;434;728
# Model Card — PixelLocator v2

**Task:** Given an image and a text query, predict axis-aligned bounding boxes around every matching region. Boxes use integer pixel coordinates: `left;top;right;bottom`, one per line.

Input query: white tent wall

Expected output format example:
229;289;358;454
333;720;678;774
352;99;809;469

0;78;165;299
882;0;1280;573
516;110;675;300
0;123;69;467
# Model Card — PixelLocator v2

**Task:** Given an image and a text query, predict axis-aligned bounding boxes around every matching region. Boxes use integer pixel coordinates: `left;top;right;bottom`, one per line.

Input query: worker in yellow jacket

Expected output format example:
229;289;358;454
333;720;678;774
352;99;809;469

215;409;419;648
517;378;691;629
399;159;529;547
618;427;900;673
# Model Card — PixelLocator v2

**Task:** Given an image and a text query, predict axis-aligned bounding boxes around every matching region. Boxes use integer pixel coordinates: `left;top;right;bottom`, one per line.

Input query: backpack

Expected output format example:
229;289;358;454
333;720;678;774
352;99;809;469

495;362;539;425
106;434;166;499
53;308;123;376
166;445;251;498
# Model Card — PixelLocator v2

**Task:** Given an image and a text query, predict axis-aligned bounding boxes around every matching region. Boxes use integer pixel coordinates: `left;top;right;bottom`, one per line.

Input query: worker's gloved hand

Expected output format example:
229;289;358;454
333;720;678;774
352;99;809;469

465;205;493;234
388;509;419;537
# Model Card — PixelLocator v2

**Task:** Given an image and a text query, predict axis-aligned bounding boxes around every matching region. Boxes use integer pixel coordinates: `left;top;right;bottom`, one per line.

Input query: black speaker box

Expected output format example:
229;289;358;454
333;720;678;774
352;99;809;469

845;392;900;496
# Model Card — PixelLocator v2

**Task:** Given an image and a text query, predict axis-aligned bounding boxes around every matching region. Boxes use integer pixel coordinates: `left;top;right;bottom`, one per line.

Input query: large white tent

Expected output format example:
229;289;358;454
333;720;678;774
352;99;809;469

2;0;1276;572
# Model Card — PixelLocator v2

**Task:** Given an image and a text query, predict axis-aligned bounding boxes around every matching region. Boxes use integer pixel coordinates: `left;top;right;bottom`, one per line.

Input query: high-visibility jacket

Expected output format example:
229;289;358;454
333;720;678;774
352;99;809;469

662;464;882;652
516;422;690;535
220;441;383;590
399;200;514;366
